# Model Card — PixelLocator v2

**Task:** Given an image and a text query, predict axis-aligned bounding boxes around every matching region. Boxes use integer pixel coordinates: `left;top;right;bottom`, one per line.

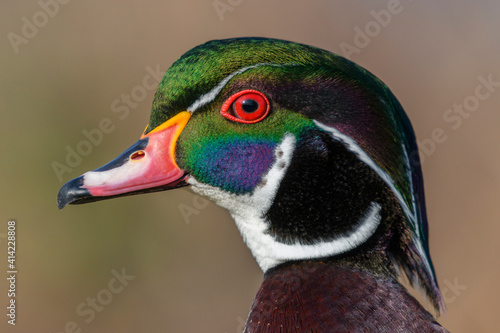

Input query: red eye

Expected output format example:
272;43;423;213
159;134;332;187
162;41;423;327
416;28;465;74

221;90;270;123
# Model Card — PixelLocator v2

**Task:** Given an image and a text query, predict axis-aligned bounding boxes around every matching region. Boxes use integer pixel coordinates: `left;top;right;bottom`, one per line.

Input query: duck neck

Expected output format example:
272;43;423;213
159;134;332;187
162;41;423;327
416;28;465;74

243;259;447;333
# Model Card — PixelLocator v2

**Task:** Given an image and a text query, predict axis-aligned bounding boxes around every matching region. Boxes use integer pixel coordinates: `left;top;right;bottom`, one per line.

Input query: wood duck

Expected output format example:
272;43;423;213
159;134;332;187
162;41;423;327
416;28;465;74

58;37;448;332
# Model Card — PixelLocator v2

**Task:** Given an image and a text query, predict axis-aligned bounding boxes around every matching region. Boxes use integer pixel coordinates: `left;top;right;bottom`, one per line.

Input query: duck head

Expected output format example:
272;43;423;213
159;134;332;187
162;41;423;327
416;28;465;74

58;37;444;312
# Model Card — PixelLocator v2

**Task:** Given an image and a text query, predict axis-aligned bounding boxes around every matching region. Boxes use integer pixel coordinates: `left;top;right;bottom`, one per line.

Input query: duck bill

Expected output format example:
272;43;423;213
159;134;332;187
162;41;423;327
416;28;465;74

57;112;191;209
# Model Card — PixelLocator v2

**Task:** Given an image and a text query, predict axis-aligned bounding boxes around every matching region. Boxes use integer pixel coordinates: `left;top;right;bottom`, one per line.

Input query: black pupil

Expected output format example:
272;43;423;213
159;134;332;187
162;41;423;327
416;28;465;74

241;99;259;113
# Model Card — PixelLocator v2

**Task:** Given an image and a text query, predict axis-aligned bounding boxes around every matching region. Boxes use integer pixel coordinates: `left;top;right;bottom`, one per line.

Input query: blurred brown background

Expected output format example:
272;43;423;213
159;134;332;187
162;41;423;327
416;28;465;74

1;1;498;332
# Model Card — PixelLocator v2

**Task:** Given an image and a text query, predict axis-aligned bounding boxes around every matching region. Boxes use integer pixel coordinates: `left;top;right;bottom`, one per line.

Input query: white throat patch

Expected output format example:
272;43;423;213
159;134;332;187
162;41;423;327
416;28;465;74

188;133;383;272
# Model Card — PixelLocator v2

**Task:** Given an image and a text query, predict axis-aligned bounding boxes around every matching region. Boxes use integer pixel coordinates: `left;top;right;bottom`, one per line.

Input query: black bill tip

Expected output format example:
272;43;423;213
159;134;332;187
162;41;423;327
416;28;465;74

57;176;91;209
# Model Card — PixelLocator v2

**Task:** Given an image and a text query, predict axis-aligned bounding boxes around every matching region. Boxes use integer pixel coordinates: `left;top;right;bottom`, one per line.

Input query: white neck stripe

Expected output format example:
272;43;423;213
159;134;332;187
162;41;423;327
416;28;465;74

255;201;382;270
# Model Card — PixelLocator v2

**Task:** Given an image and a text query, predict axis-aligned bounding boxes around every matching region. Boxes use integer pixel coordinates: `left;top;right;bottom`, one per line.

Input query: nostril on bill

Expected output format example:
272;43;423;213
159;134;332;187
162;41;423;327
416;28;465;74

130;150;146;161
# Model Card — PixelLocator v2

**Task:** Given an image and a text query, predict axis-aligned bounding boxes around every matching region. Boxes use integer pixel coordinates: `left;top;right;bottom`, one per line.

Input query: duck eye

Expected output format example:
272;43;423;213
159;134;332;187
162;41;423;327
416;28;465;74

240;99;259;112
221;89;270;123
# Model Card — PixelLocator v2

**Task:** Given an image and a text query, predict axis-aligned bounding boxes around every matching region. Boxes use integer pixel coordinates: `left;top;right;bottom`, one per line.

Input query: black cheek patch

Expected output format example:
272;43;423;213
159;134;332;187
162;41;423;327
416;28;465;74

265;130;387;245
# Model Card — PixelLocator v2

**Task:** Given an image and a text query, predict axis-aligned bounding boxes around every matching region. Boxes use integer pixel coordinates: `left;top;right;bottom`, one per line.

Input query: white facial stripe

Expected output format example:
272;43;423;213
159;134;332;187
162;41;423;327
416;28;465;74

187;63;284;113
401;140;432;276
251;134;296;213
401;143;416;212
187;133;383;272
314;120;433;276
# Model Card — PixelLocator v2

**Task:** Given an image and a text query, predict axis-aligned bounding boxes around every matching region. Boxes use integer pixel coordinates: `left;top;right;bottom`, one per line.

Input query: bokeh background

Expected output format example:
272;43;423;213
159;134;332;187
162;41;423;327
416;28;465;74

1;1;498;332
